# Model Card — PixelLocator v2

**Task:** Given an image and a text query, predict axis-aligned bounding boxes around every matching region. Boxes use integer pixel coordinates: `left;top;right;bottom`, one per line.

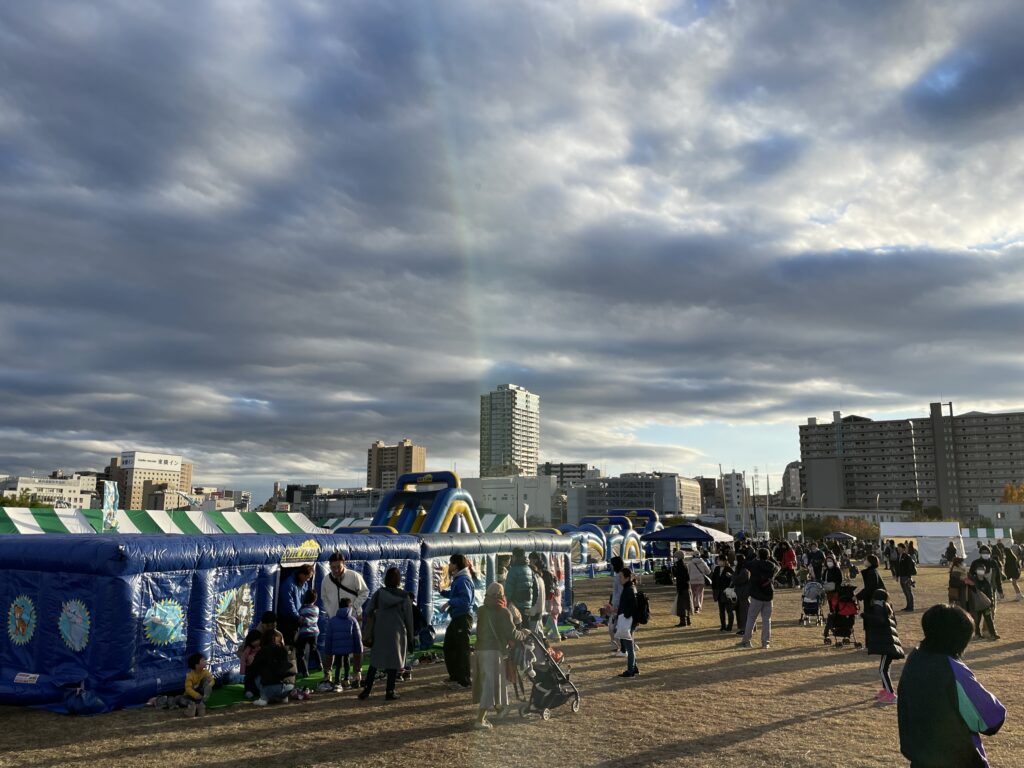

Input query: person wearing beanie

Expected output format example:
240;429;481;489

862;589;904;704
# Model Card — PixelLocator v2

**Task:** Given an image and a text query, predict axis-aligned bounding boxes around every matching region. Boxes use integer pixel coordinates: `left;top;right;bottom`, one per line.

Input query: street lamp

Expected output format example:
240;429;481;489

800;493;806;539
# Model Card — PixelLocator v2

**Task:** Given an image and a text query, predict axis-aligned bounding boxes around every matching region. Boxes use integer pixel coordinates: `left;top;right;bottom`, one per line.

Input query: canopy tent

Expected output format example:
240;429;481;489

961;528;1015;554
824;532;857;541
479;513;520;533
879;521;963;564
0;508;327;536
642;523;734;544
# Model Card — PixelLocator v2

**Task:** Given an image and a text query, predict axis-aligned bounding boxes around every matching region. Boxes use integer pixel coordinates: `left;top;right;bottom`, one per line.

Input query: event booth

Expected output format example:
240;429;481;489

879;521;963;564
0;533;419;711
960;528;1015;555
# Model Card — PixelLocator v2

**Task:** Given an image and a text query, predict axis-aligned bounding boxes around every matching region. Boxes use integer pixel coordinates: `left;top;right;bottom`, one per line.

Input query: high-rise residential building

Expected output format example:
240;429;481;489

782;461;803;504
537;462;594;486
721;471;750;509
105;451;193;511
479;384;540;477
800;403;1024;519
366;439;427;489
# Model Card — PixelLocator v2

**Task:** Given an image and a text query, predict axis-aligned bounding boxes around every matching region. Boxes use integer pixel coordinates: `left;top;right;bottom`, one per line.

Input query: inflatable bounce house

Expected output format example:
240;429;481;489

0;533;418;712
559;510;655;571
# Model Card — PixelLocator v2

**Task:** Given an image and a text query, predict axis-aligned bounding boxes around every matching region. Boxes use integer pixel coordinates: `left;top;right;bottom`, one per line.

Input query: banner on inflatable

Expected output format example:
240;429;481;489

101;481;119;532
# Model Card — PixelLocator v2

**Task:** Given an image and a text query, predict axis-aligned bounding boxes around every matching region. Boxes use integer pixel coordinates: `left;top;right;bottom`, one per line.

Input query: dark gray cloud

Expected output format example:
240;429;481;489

1;1;1023;499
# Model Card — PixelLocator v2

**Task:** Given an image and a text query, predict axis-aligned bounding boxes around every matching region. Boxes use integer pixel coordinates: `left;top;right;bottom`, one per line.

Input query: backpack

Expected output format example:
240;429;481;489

634;590;651;625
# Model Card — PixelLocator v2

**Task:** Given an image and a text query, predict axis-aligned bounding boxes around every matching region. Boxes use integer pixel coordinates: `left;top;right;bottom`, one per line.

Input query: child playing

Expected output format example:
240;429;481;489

257;611;278;635
238;629;262;700
295;589;322;678
862;589;904;705
322;597;362;691
183;652;214;717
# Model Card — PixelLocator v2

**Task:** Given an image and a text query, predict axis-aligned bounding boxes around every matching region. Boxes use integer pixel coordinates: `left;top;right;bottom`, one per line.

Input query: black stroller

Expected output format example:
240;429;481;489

514;629;581;721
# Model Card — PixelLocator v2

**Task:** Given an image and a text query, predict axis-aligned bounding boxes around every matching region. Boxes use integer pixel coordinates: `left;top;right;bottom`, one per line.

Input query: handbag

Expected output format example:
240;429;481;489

969;589;992;613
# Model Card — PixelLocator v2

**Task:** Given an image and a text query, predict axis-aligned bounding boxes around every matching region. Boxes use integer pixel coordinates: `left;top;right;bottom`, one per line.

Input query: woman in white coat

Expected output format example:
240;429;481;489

687;552;712;613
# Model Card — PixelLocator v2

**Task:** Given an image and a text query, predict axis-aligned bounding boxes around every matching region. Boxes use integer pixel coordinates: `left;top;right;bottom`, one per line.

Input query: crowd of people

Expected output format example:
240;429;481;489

160;536;1011;765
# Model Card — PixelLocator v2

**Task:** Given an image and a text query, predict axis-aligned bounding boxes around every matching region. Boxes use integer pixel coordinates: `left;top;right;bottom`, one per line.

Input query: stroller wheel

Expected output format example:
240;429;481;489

542;708;551;721
571;696;580;713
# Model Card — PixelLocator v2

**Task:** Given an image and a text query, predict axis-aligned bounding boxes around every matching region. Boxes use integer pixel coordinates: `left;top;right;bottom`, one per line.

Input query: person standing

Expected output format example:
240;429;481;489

862;589;904;705
944;540;958;565
856;554;887;614
321;552;370;620
1000;545;1022;601
896;543;917;612
440;553;476;690
779;542;798;588
359;567;414;701
505;547;538;630
732;556;752;637
967;547;1001;641
615;568;641;678
607;556;625;652
886;541;900;579
711;554;735;632
948;557;969;611
898;605;1005;768
671;550;694;627
687;550;712;613
472;582;527;729
739;548;779;649
278;564;314;647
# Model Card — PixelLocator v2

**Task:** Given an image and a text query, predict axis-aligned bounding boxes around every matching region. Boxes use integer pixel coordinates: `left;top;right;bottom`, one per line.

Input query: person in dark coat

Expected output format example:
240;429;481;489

1001;545;1022;601
671;550;693;627
732;556;752;637
967;546;1001;640
359;567;414;701
896;543;917;611
898;605;1005;768
250;630;297;705
710;554;735;632
856;555;887;614
505;547;538;630
862;589;904;704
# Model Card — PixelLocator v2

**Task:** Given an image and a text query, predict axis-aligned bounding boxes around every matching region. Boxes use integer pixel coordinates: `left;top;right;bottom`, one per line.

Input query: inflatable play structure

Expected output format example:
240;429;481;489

0;507;327;535
371;471;483;533
0;533;419;711
559;510;656;570
0;529;573;712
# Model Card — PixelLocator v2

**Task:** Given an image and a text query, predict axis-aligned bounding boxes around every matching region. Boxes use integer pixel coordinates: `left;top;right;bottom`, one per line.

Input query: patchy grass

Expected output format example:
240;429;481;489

0;567;1019;768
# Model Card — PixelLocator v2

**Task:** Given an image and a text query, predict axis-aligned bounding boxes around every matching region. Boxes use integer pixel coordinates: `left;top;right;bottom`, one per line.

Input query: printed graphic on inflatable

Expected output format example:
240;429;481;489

58;599;91;652
7;595;36;646
215;584;253;648
143;599;185;646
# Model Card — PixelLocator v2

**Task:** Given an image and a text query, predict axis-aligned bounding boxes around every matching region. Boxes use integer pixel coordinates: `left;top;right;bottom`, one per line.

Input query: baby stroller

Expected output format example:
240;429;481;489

824;584;862;648
799;581;826;626
515;629;581;721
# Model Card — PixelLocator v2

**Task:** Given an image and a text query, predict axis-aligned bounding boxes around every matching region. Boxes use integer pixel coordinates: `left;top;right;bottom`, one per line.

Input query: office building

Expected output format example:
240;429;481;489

0;471;96;507
801;403;1024;519
538;462;591;486
105;451;193;511
367;439;427;489
782;461;802;504
565;472;701;524
479;384;540;477
462;474;558;525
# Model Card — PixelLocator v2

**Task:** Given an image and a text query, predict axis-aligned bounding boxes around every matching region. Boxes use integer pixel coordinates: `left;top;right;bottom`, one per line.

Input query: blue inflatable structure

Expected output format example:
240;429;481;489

372;471;484;533
0;533;420;712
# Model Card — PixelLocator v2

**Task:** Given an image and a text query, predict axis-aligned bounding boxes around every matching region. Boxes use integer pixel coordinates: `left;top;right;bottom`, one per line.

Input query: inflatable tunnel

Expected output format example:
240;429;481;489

371;471;483;534
0;533;419;712
578;515;644;565
417;532;572;637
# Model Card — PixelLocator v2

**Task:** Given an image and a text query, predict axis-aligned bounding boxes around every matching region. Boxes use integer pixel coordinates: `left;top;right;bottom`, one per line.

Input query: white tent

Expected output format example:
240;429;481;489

961;528;1015;555
879;521;963;564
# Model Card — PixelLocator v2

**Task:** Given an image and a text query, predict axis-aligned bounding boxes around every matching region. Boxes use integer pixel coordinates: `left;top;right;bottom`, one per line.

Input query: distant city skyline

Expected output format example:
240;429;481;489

3;3;1024;511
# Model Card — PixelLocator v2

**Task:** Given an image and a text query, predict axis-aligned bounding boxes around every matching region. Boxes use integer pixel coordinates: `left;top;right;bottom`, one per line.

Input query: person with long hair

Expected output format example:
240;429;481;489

358;567;414;701
614;567;640;678
440;553;476;689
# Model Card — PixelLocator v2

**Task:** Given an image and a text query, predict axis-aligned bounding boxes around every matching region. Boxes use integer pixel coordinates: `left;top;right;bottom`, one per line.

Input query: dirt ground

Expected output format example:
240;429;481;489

1;567;1020;768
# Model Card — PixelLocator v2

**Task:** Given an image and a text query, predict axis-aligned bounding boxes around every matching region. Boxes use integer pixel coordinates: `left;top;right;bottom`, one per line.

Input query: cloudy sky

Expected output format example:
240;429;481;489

2;0;1024;504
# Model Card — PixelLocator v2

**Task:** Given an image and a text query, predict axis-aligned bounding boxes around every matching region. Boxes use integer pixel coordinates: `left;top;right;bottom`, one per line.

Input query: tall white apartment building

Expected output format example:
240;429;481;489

479;384;540;477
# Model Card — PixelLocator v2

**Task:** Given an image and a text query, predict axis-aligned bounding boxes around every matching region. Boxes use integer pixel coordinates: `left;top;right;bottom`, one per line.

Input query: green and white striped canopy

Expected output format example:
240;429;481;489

324;517;375;531
0;508;327;535
961;528;1014;541
479;513;520;533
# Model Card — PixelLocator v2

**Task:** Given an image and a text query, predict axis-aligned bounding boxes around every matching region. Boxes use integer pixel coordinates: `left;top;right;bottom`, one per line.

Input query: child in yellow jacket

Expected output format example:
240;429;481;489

183;652;214;717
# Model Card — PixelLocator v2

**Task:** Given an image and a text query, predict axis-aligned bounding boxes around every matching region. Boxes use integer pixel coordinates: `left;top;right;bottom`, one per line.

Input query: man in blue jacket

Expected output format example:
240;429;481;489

278;564;314;647
440;553;477;689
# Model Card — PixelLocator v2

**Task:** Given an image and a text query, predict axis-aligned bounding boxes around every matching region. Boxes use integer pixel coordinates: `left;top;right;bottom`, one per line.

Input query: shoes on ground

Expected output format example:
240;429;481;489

475;719;494;729
737;641;751;648
253;698;268;707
